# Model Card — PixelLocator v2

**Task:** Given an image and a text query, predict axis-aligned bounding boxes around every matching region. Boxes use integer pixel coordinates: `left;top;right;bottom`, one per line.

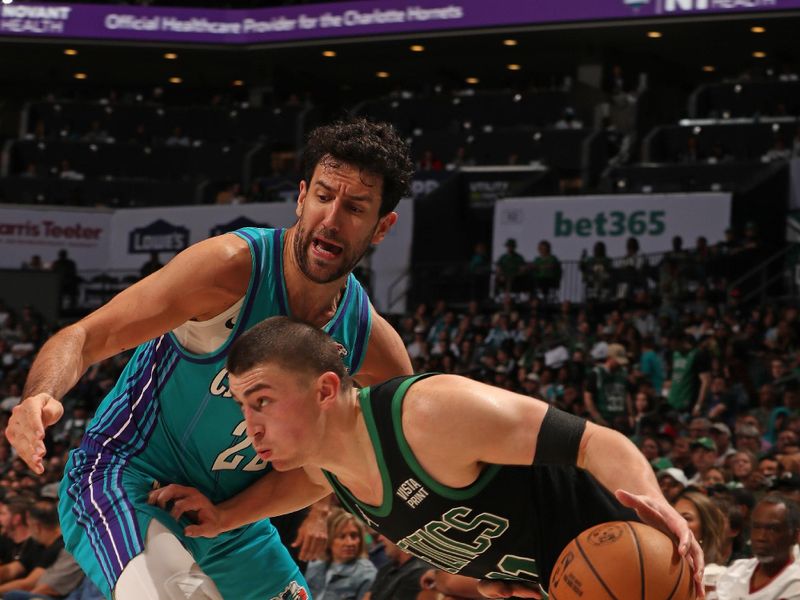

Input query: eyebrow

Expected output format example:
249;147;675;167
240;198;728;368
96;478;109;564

242;382;273;398
315;180;372;202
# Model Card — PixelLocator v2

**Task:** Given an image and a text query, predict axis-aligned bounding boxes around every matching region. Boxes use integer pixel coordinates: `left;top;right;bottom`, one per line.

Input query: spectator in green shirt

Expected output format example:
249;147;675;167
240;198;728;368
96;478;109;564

495;238;526;295
531;240;562;302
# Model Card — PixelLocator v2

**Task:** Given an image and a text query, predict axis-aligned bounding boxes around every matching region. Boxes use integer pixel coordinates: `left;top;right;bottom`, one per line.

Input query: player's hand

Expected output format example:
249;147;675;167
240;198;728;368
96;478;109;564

292;509;328;561
477;579;542;598
615;489;705;598
5;393;64;475
147;484;223;538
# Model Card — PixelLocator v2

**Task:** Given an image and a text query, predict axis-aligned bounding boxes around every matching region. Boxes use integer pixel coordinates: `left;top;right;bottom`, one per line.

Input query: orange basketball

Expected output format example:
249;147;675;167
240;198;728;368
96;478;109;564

549;521;696;600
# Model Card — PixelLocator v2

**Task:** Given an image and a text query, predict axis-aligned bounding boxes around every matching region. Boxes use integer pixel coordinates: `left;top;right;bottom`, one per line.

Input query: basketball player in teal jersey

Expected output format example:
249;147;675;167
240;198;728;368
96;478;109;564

5;119;415;600
150;317;705;599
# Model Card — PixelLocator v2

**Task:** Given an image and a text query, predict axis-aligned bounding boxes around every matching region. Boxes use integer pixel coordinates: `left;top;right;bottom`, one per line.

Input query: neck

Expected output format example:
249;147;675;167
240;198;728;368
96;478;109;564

758;555;793;578
312;388;383;505
36;527;61;548
10;526;29;544
282;227;348;327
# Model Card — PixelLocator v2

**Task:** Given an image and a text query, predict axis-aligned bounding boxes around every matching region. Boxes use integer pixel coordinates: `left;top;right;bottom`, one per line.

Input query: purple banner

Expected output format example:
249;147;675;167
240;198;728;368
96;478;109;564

0;0;797;44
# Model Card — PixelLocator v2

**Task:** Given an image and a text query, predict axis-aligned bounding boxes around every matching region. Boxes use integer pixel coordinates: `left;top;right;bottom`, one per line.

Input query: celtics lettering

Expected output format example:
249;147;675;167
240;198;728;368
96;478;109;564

396;507;509;573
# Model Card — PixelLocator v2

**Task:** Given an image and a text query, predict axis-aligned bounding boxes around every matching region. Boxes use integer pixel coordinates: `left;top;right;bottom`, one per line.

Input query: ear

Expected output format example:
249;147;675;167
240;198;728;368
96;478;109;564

371;211;398;245
317;371;342;410
296;179;308;219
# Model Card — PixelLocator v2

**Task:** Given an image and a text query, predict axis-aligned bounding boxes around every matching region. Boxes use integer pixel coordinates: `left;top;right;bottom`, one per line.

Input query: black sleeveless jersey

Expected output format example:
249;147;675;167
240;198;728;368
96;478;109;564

322;374;637;592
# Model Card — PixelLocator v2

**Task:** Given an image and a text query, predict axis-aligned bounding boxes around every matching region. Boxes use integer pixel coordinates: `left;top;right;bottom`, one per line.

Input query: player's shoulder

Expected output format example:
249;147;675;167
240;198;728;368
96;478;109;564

188;232;252;276
401;374;482;428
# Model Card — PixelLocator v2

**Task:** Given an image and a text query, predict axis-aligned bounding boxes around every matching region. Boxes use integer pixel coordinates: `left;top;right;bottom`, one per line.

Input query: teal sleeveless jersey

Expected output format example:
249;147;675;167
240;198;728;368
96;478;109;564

60;227;372;597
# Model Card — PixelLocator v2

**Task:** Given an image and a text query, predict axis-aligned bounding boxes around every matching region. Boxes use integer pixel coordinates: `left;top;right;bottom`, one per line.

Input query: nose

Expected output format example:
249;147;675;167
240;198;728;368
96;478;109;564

320;196;344;232
243;407;264;442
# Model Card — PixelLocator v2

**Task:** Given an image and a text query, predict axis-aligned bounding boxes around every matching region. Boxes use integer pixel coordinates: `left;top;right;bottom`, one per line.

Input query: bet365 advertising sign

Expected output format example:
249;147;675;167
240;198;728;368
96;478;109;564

493;193;730;261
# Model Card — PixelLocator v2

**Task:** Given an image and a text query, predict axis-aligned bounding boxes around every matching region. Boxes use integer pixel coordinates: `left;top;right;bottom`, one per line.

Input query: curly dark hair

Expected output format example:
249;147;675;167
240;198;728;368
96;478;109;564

301;117;413;216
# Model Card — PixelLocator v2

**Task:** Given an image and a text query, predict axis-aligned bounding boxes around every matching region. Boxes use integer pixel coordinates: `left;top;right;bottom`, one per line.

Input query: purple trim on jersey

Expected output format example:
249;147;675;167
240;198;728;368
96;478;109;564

67;336;181;589
68;453;140;583
66;451;117;587
272;228;289;316
164;227;264;364
350;286;371;375
83;340;174;454
85;342;156;438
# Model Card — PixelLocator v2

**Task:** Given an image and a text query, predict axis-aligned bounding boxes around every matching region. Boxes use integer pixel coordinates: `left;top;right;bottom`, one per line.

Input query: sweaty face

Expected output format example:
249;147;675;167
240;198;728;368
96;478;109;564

229;364;320;471
294;158;393;284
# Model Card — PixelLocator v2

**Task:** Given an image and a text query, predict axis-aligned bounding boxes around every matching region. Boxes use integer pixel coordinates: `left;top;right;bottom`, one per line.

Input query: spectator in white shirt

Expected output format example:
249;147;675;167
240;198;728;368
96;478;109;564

713;494;800;599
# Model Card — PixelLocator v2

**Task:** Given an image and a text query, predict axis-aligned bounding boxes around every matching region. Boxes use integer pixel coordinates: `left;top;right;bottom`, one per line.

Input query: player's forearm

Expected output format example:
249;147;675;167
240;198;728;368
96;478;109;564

578;423;661;498
217;469;329;531
23;325;89;400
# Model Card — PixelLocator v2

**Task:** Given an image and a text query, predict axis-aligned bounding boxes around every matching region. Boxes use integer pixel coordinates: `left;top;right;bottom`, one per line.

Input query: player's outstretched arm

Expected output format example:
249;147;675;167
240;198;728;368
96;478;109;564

403;376;704;598
6;234;251;474
148;467;332;538
579;425;705;597
354;308;413;386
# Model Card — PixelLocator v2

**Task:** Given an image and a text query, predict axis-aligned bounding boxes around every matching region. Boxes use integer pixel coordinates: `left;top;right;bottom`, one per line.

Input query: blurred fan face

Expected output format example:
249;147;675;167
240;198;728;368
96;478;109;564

751;502;795;565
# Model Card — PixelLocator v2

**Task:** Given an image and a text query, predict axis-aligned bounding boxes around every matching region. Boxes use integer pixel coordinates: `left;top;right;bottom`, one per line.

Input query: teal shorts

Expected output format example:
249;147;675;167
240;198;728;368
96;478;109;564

59;447;308;599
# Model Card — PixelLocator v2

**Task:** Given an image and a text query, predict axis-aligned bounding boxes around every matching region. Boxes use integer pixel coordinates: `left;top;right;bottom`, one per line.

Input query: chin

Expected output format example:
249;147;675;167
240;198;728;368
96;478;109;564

270;458;299;472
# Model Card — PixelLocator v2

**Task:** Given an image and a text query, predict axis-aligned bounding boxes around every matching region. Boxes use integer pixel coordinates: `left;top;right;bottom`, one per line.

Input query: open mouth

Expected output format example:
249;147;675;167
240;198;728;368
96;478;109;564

312;237;343;259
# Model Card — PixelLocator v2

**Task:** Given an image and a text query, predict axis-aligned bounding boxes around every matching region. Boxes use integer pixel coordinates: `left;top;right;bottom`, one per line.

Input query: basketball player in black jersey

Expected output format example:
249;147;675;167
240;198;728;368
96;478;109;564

149;317;704;598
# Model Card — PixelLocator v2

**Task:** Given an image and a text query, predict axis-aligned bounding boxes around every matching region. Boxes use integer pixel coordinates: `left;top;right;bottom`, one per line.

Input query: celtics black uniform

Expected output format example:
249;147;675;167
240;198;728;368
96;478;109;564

322;374;637;592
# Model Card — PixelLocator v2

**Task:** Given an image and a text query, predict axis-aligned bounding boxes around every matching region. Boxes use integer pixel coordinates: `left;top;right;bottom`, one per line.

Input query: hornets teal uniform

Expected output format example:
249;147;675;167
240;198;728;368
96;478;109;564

59;228;372;599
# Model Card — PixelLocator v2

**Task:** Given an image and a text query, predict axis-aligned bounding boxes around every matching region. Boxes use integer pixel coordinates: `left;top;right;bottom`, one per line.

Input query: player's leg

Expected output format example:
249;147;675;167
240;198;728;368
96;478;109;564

60;450;222;600
195;519;310;600
114;520;223;600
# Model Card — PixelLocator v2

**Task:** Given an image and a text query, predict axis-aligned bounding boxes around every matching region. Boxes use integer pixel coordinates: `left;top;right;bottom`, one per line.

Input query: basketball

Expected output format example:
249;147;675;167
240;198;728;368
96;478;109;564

549;521;696;600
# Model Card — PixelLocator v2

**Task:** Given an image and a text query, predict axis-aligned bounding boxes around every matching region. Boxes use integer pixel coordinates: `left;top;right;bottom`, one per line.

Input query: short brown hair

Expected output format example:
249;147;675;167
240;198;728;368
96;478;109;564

226;316;352;390
301;118;413;216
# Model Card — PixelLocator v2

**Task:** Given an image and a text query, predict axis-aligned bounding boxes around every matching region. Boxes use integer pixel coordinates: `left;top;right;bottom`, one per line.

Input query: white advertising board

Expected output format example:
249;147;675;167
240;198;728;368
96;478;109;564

493;193;732;262
0;205;112;269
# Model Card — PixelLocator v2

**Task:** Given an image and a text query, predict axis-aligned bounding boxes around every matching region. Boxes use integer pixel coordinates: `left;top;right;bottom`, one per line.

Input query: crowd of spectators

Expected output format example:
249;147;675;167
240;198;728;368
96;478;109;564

0;300;126;598
0;220;799;597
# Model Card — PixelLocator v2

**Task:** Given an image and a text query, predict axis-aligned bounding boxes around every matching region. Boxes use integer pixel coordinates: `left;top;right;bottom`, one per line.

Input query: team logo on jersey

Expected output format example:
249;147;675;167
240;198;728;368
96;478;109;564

270;581;308;600
210;368;233;399
334;342;348;358
354;504;378;528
